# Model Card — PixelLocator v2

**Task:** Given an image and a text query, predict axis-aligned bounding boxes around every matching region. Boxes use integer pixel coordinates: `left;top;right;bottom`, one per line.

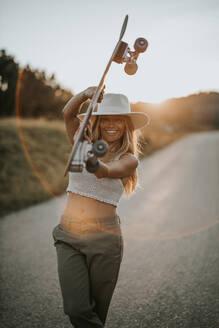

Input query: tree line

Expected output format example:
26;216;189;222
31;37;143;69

0;49;73;120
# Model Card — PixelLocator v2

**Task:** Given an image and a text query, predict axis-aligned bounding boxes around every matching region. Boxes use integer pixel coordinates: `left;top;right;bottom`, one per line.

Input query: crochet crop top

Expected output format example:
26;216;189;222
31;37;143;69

66;152;129;206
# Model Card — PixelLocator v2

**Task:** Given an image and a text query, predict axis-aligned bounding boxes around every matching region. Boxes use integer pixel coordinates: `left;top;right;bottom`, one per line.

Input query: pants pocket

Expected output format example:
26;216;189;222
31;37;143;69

52;226;59;246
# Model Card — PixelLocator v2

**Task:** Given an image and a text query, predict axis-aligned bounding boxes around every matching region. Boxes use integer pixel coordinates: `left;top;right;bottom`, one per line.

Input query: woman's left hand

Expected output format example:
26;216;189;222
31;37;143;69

84;85;105;103
83;119;92;143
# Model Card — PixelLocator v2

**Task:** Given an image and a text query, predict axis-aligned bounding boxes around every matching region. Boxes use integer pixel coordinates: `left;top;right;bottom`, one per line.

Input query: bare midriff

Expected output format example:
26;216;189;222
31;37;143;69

60;176;128;235
60;192;117;232
63;191;117;218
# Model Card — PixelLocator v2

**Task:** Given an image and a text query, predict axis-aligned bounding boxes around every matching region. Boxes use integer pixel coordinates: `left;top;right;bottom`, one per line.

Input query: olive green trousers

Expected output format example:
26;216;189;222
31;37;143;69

52;214;123;328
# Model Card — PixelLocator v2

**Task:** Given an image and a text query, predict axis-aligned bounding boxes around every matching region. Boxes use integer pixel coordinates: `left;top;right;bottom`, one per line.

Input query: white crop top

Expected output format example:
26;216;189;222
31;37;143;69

66;152;129;206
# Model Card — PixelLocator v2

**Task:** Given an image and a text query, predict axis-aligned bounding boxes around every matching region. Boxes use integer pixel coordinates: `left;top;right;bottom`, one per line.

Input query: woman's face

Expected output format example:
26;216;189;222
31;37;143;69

99;115;126;143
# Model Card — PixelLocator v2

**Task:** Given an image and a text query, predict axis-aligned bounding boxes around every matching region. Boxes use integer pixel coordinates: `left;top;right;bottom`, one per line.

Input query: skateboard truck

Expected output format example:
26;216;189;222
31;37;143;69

69;140;108;173
113;38;148;75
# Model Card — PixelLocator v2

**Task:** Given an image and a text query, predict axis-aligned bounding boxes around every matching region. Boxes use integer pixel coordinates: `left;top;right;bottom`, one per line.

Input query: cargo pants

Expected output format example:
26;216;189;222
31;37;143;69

52;214;123;328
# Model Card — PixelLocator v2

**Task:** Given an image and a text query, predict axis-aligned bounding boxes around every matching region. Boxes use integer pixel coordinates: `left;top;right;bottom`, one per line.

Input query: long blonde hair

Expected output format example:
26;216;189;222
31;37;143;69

88;115;143;195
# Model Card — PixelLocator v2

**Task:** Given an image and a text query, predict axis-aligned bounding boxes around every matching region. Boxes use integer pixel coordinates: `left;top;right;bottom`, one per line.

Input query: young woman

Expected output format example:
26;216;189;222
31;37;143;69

52;87;149;328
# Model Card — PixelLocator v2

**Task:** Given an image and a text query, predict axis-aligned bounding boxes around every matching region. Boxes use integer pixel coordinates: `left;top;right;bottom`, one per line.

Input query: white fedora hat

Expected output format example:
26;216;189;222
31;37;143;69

78;93;150;130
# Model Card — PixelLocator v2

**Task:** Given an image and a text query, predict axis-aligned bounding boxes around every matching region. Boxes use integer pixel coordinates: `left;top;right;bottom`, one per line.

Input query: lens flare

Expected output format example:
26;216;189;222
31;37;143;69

15;68;63;202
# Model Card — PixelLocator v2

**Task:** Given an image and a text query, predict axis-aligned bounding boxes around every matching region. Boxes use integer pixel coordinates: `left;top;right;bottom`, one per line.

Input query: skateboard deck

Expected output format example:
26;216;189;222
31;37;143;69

64;15;129;176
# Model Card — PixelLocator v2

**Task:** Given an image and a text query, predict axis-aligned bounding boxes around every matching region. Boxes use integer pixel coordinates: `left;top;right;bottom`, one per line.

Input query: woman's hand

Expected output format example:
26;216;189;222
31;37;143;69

84;85;105;103
83;119;92;143
82;85;105;143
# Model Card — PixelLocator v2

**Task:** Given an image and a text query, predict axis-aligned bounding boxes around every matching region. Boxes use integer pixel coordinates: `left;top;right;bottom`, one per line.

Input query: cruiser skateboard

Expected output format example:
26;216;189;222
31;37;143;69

64;15;148;176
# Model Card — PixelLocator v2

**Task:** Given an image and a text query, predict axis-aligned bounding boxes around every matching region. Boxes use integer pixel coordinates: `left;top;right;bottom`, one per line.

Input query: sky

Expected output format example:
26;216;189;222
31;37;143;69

1;0;219;103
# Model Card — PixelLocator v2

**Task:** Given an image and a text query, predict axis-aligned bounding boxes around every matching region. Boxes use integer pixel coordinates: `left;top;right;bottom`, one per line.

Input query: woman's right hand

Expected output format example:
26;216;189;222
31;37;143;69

84;85;105;103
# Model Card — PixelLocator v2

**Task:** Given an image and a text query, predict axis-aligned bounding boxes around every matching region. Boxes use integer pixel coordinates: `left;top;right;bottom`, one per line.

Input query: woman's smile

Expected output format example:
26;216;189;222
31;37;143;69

100;115;126;142
105;130;119;135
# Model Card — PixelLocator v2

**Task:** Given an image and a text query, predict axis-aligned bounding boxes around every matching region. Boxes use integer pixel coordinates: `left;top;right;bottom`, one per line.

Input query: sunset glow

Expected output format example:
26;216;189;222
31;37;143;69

1;0;219;103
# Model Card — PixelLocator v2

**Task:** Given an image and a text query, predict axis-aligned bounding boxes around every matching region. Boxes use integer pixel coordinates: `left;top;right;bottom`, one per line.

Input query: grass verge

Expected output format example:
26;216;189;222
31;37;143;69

0;118;71;217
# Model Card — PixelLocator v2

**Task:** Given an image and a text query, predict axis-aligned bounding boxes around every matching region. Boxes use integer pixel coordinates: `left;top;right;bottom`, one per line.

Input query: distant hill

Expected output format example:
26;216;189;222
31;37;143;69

131;92;219;130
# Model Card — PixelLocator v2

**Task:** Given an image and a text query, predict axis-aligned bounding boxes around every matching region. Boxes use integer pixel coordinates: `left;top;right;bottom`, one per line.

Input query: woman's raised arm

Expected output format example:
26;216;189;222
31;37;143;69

62;91;87;145
62;87;104;145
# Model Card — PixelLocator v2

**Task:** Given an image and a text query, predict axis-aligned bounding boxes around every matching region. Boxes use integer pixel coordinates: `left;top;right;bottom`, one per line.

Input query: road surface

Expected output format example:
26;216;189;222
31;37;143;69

0;130;219;328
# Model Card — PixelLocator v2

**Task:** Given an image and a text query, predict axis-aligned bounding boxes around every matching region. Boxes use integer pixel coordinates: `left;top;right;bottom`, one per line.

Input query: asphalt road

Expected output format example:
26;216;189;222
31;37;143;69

0;130;219;328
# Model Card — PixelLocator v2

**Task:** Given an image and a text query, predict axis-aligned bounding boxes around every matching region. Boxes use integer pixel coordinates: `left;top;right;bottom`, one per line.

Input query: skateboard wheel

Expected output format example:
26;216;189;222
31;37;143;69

86;159;100;173
134;38;148;53
92;140;108;157
124;62;138;75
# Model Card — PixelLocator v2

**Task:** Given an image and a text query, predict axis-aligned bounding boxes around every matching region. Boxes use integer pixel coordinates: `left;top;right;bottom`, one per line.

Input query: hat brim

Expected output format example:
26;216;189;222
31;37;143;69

78;111;150;130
